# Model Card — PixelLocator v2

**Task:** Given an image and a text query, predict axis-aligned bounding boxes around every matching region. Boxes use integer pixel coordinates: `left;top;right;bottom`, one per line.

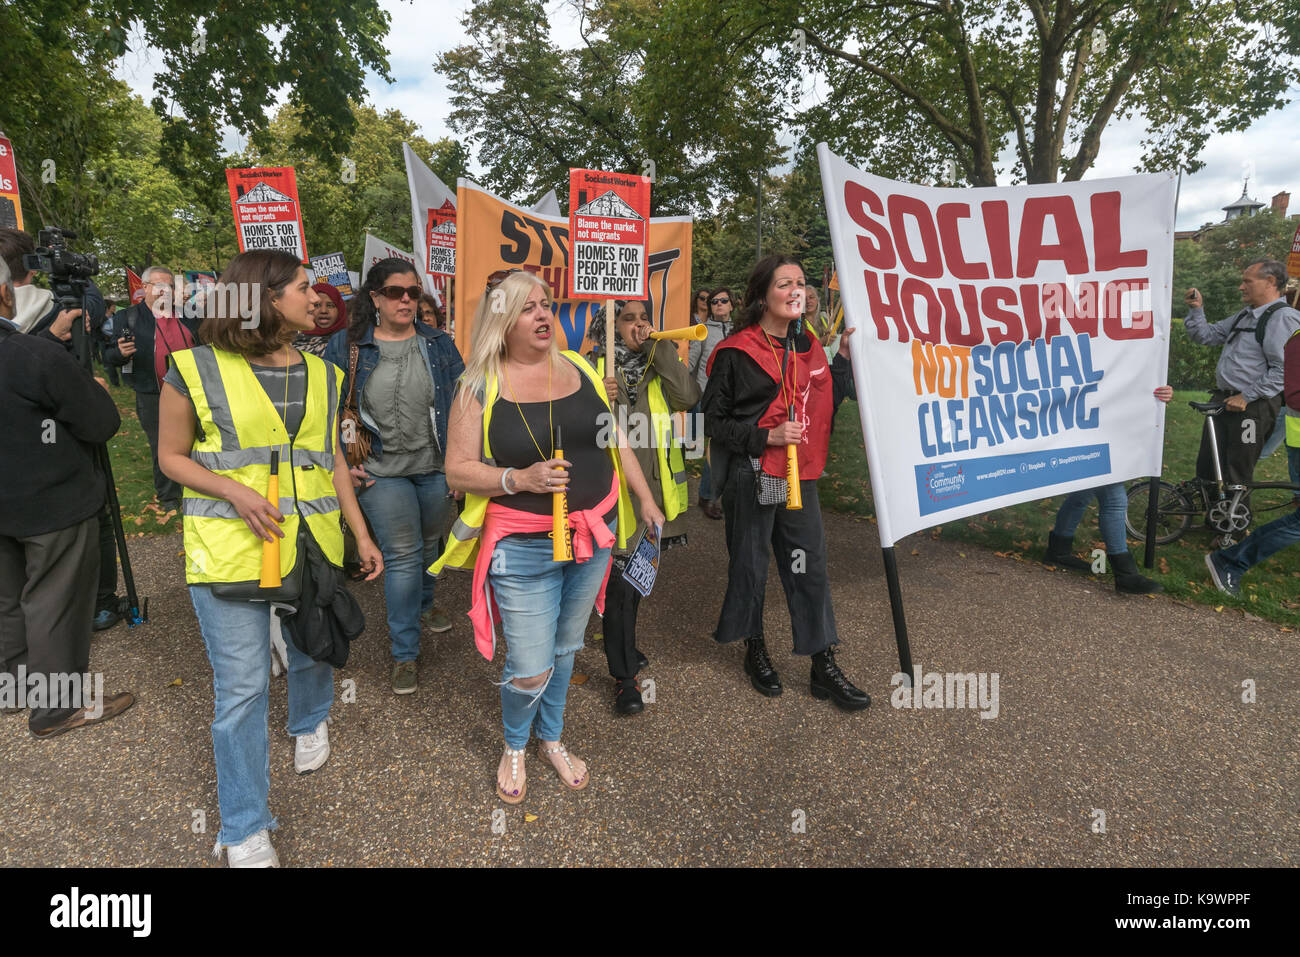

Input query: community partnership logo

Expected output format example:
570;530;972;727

49;888;151;937
890;665;1000;718
0;668;102;716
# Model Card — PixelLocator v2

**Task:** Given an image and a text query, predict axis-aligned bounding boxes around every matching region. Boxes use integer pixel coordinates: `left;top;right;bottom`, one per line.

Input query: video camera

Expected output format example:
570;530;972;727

22;226;99;310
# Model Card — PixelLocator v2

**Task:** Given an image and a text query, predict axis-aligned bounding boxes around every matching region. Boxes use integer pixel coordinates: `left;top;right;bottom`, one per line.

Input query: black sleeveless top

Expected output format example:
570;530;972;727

488;364;617;532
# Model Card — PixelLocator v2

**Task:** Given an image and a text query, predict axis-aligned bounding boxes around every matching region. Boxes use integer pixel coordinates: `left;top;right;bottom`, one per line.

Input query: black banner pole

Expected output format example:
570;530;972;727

1143;476;1160;569
881;546;913;679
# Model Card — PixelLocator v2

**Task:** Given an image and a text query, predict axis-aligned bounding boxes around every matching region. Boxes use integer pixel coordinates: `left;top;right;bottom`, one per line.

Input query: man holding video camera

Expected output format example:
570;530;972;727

105;265;200;513
0;255;135;736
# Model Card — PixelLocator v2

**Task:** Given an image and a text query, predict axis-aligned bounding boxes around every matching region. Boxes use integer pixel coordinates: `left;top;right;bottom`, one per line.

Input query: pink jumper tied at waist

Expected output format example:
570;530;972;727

467;474;620;660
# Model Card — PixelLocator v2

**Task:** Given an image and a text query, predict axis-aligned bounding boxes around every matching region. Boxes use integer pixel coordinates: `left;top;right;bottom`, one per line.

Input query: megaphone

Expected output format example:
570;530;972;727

649;324;708;341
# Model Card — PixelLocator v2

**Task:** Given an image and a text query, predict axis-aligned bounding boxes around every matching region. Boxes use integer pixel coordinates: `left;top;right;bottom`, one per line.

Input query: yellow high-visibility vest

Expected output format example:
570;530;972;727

171;345;344;583
430;350;634;574
596;356;688;521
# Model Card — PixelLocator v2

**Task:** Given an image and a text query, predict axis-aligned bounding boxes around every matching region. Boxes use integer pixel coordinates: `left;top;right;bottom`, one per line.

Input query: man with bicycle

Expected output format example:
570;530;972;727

1183;260;1300;488
1205;285;1300;596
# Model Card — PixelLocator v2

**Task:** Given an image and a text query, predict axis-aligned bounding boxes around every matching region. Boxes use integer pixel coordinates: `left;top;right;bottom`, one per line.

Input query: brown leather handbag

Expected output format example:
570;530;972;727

340;343;372;467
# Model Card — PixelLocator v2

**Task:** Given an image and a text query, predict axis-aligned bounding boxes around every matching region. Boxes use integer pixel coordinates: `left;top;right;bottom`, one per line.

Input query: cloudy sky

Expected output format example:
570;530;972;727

114;0;1298;231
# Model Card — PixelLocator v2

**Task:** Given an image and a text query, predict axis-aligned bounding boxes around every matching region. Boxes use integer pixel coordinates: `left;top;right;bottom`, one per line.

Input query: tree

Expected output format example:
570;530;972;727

232;101;449;267
437;0;785;213
654;0;1300;186
1;0;395;220
1172;211;1298;322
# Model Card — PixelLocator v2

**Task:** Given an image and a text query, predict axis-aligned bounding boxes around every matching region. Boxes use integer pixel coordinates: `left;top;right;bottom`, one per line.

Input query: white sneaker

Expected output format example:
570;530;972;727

294;719;330;774
226;829;279;868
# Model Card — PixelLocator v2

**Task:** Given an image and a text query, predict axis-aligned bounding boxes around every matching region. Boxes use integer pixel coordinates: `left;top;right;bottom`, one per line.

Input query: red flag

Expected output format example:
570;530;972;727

127;268;145;305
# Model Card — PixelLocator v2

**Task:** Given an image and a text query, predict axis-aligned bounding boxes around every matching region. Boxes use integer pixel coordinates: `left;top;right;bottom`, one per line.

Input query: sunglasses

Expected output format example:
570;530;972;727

486;267;528;290
709;296;730;305
696;293;708;300
375;285;421;301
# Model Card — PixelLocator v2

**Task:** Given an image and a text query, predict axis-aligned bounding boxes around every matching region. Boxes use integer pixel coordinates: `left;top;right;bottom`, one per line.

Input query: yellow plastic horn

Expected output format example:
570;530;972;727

259;449;282;586
649;324;709;341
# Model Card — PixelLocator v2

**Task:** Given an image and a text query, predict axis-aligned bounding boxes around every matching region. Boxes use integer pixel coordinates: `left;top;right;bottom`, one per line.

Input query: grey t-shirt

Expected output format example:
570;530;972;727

362;334;442;477
165;356;306;438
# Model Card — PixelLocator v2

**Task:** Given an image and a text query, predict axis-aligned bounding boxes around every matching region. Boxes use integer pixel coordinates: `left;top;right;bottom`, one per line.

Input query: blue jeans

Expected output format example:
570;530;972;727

489;525;613;750
1053;481;1129;554
1218;446;1300;574
190;585;334;847
357;471;454;660
1260;411;1289;459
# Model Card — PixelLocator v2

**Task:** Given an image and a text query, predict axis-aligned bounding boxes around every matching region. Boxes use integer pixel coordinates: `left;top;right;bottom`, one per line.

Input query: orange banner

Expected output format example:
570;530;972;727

453;181;692;357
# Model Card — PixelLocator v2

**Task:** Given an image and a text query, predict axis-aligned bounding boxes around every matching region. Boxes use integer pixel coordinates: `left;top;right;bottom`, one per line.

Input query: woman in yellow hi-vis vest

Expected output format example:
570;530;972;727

434;270;664;805
158;249;383;868
587;300;699;715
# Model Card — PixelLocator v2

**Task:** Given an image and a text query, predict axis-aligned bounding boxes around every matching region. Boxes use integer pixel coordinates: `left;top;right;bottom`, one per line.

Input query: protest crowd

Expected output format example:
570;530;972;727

1;184;1298;867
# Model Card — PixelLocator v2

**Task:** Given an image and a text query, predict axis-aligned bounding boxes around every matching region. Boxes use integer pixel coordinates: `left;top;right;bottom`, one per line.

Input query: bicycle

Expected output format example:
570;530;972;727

1125;398;1300;548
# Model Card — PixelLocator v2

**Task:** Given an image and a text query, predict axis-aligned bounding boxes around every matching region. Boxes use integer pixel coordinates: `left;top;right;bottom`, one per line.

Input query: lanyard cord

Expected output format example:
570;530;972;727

502;355;554;462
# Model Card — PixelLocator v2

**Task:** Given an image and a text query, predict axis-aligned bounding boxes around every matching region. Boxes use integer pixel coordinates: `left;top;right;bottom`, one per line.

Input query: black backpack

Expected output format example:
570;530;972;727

1225;301;1289;345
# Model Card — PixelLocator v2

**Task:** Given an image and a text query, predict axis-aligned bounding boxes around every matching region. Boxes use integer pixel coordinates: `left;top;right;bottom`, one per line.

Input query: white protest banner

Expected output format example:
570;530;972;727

402;142;456;299
225;167;307;260
360;233;419;287
817;144;1176;547
567;168;651;299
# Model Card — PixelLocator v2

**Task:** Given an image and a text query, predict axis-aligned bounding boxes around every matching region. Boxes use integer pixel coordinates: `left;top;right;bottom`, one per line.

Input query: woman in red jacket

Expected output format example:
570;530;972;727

702;254;869;710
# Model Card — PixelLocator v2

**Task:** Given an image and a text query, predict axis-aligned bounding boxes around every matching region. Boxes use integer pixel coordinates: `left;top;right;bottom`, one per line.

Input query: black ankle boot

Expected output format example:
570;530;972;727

614;677;644;715
810;647;871;711
1043;531;1090;571
743;637;782;697
1109;551;1164;595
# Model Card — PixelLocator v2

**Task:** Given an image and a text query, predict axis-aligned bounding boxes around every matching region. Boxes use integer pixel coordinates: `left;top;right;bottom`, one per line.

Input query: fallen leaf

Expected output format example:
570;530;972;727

1214;605;1224;613
911;548;919;556
1158;558;1170;574
591;632;603;642
169;678;182;687
524;813;539;822
569;673;588;685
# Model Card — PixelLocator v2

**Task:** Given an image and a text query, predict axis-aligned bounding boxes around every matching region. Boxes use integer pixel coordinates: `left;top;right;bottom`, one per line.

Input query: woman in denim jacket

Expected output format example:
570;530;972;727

324;259;465;695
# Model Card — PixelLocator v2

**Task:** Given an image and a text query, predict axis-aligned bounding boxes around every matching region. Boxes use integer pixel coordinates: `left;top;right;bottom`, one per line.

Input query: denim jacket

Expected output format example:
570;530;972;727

323;322;465;461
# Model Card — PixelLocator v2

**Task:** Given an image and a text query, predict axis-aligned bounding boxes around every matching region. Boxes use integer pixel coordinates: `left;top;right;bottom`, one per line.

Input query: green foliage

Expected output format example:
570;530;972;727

642;0;1300;186
437;0;785;213
233;101;456;266
0;0;394;223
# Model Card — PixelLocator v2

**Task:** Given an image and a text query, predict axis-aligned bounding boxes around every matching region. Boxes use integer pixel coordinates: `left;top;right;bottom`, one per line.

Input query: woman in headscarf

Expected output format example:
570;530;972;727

587;300;700;714
293;283;347;356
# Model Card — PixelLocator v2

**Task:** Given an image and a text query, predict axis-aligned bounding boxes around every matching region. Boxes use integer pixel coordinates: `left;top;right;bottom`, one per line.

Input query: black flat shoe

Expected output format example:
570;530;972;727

614;678;644;715
810;647;870;711
635;650;649;671
743;637;783;697
92;607;121;632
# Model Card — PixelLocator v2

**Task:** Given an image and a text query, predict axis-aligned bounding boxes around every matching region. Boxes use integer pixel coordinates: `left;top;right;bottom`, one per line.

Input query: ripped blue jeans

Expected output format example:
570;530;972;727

488;523;613;750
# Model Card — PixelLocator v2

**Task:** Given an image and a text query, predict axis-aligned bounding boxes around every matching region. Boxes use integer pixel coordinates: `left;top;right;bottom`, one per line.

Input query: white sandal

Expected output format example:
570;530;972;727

498;746;526;804
539;742;589;790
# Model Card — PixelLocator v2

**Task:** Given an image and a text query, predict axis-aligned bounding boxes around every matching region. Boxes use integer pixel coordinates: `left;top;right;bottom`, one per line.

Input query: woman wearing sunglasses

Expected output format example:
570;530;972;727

692;288;710;325
687;287;734;520
323;259;465;695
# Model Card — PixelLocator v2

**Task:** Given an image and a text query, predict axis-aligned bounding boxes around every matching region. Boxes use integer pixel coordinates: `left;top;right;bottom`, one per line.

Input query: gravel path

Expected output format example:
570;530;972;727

2;490;1294;867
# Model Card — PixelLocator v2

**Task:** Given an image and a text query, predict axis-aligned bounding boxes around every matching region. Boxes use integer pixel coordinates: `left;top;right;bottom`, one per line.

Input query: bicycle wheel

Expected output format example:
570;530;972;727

1125;480;1195;544
1244;483;1300;525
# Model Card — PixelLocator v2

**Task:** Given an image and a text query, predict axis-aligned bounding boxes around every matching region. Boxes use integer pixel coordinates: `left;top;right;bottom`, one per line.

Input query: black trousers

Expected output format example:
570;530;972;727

1196;390;1281;487
0;516;99;731
135;390;182;504
601;561;643;680
96;506;118;609
715;458;837;655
